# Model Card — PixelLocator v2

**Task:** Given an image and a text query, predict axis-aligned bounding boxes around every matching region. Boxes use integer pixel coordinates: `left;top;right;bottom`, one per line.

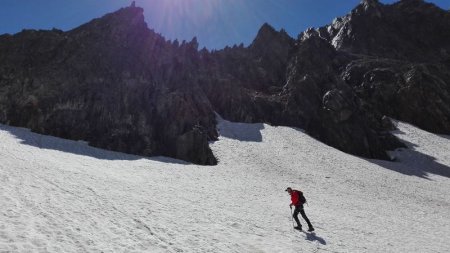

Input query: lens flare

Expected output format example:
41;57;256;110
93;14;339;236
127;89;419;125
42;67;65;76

135;0;282;48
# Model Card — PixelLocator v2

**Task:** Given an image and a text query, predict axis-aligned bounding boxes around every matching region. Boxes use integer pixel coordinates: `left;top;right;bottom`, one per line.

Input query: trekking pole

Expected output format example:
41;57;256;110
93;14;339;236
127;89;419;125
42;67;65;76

289;206;295;229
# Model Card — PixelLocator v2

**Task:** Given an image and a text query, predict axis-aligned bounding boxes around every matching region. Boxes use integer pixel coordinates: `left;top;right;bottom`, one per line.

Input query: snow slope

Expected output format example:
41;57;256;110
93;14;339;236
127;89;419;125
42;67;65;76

1;118;449;253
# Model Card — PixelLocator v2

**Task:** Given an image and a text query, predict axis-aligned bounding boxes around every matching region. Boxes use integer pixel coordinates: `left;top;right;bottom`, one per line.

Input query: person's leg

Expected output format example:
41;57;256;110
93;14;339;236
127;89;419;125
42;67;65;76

293;206;302;228
299;208;313;229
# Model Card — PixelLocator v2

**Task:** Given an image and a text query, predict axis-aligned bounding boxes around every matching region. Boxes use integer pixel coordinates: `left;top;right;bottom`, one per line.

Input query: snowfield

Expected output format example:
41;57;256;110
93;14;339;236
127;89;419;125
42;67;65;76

1;118;449;253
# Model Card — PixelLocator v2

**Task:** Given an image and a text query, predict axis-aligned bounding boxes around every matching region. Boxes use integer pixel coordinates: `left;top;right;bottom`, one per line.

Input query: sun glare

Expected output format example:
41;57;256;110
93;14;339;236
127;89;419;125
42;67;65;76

134;0;281;48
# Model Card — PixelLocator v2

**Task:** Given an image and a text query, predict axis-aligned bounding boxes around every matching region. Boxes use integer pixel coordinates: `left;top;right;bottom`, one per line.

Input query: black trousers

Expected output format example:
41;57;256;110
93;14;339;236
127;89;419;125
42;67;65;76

293;205;313;228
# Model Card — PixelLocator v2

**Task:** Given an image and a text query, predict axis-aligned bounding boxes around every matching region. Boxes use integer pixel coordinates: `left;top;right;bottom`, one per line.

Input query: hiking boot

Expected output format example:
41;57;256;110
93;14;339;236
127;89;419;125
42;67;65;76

307;227;314;232
294;226;302;231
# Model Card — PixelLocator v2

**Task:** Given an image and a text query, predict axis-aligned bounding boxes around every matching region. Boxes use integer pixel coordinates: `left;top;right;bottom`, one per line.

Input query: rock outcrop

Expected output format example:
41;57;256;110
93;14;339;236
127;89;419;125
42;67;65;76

323;0;450;134
0;6;217;164
1;0;449;164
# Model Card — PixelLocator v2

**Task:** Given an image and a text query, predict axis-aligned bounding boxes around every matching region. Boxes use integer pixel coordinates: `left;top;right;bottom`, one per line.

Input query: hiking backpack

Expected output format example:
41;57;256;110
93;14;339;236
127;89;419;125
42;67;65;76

296;190;307;204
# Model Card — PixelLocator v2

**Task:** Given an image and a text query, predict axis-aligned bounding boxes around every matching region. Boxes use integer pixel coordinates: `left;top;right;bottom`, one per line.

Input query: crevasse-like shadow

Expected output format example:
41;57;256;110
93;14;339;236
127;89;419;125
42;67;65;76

0;124;189;165
439;134;450;141
368;138;450;179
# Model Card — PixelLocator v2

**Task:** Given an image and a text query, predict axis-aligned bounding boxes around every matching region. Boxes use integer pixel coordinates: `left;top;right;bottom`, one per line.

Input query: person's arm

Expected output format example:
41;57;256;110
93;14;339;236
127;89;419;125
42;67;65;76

290;191;299;206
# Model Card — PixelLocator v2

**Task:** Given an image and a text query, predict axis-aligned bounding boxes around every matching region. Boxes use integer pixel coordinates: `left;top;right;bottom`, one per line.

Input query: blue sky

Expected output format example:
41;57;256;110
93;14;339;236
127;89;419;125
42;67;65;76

0;0;448;49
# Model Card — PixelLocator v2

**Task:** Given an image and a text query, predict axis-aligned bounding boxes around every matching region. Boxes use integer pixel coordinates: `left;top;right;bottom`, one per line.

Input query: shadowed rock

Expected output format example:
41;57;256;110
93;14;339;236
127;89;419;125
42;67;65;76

1;0;449;164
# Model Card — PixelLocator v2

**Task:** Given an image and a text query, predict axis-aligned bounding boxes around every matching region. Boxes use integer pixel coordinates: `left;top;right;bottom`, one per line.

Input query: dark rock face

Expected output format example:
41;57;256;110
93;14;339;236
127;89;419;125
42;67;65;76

0;1;449;164
197;23;294;125
326;0;450;62
269;31;402;159
324;0;450;134
343;59;450;134
0;7;217;164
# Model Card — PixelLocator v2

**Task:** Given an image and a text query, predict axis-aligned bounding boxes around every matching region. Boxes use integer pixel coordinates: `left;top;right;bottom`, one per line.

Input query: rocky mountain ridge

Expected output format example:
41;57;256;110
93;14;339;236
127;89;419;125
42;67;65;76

0;0;449;164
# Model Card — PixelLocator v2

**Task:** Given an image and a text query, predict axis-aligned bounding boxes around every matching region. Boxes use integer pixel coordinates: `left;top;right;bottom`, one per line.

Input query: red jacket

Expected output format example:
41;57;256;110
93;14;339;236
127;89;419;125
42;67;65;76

290;190;304;206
